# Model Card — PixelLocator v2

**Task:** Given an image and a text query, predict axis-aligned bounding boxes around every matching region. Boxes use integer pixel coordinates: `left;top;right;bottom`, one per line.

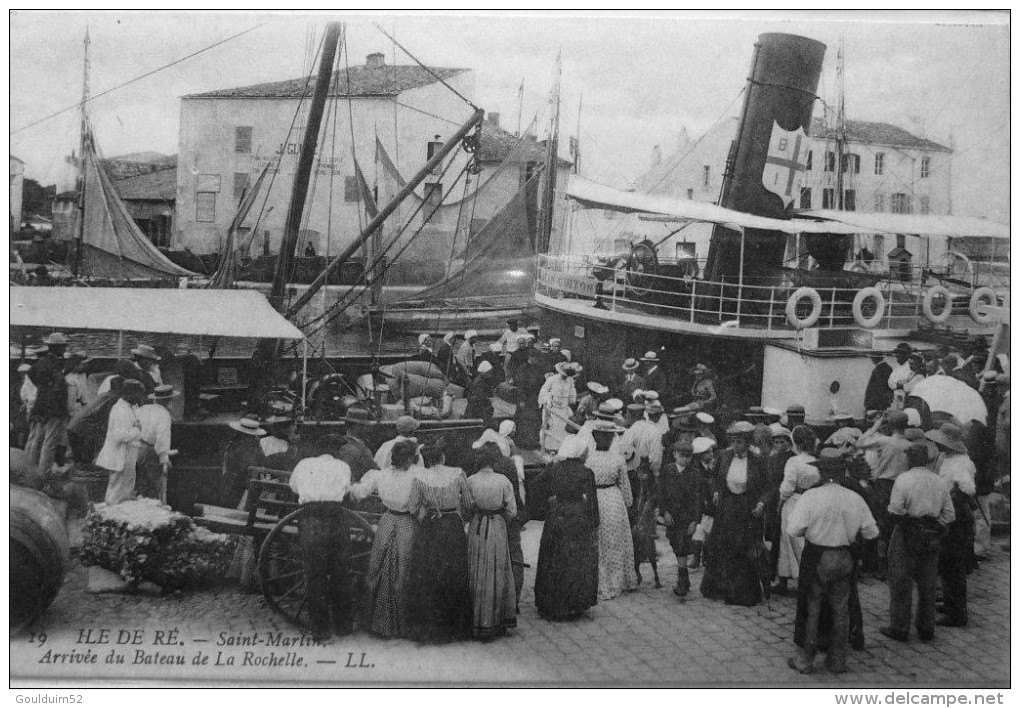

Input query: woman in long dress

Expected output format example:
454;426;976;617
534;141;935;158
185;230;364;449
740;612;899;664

538;363;580;453
700;421;769;607
533;435;600;620
775;426;820;594
350;439;420;638
586;423;637;599
406;439;473;643
465;445;518;639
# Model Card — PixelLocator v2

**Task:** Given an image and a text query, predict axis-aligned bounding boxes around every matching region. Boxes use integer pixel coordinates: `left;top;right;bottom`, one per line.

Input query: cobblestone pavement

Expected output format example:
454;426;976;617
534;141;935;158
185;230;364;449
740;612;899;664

11;524;1010;686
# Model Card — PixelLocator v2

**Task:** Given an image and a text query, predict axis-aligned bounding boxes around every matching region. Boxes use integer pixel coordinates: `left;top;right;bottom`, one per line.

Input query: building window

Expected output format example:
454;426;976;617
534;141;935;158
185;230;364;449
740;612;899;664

197;174;221;192
799;187;812;209
874;194;885;212
920;196;931;215
844;190;856;211
703;165;710;187
424;182;443;212
344;176;360;203
891;193;911;214
806;151;813;170
824;151;836;172
920;156;930;179
196;192;216;223
874;153;884;175
235;126;253;154
686;188;694;200
426;136;442;174
822;188;835;209
613;238;631;253
233;172;248;201
841;153;860;174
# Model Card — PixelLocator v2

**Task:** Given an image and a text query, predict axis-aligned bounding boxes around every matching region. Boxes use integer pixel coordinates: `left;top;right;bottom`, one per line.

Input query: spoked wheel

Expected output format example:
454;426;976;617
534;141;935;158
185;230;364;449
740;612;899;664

625;239;660;300
257;506;376;630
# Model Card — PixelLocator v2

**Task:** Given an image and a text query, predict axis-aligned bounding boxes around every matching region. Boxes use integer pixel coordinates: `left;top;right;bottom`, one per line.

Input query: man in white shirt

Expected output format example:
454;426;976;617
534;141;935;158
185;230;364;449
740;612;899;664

289;439;355;642
886;342;914;392
497;318;523;357
882;443;954;644
135;384;176;502
96;379;146;504
787;454;879;674
926;423;976;628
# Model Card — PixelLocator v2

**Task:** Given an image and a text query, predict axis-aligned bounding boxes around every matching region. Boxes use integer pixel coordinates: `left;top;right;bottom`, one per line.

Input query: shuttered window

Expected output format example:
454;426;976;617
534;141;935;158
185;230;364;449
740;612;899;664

233;172;248;200
196;192;216;222
344;176;360;202
235;126;253;154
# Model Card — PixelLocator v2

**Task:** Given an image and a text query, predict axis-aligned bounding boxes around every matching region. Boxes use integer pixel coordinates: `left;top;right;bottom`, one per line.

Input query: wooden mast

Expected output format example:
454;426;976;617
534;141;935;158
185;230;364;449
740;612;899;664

537;51;562;254
267;22;343;311
72;28;91;278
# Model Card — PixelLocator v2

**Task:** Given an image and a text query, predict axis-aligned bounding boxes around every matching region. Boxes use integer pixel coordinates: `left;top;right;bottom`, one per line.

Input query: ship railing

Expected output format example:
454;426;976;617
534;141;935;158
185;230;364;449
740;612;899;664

536;254;961;333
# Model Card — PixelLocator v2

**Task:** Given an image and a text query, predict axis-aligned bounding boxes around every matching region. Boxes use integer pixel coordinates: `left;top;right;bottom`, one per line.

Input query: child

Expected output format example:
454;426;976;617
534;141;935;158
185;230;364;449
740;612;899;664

657;440;703;600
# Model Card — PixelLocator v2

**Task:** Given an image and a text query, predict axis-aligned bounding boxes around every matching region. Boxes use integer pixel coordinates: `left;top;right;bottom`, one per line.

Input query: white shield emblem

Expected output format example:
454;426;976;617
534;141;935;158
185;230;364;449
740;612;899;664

762;122;808;208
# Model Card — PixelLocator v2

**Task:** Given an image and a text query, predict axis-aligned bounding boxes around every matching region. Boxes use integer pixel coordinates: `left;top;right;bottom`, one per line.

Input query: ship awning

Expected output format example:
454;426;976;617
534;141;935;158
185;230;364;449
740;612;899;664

565;175;864;235
797;210;1010;239
566;175;1011;238
10;286;305;339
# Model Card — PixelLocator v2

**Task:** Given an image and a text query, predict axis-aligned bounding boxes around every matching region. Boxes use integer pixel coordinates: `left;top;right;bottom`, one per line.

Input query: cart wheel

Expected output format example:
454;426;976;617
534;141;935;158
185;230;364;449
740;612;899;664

257;506;376;630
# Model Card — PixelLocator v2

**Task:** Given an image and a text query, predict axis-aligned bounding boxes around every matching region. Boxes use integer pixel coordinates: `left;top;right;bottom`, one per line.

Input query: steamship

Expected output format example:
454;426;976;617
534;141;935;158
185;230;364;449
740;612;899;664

535;33;1008;424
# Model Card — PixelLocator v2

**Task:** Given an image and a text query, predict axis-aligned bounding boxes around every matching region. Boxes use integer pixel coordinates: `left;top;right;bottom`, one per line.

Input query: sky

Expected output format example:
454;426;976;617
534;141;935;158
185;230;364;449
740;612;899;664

8;10;1011;222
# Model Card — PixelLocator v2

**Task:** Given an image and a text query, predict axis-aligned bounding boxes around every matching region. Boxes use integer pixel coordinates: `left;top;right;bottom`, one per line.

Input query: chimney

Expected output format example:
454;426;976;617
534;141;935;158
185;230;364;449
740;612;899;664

487;112;500;128
366;52;385;69
651;145;662;167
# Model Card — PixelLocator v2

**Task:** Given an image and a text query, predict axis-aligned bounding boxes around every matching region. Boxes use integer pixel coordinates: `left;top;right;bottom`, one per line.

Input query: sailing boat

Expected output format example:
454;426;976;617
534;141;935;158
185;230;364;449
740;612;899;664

64;31;194;284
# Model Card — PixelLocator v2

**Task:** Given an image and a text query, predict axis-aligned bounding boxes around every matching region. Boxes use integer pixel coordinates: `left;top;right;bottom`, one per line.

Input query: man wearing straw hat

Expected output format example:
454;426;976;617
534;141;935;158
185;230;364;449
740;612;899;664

222;417;268;507
787;452;879;674
136;384;177;502
26;332;71;478
131;343;163;389
926;423;976;628
616;358;645;402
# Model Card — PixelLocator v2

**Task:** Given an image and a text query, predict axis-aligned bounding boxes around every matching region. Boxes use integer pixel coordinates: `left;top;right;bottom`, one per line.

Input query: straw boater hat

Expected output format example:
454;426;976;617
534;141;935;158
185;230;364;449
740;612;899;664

641;350;660;363
692;437;716;455
477;360;494;374
229;417;267;436
595;402;618;420
43;332;69;346
17;363;31;373
695;412;714;425
745;406;767;423
642;390;660;402
770;424;793;441
926;423;968;455
585;381;608;395
554;361;575;376
622;358;640;372
131;344;161;361
396;415;421;435
464;330;478;341
726;420;755;436
763;406;783;423
148;384;178;401
549;338;562;347
604;398;624;413
592;419;624;434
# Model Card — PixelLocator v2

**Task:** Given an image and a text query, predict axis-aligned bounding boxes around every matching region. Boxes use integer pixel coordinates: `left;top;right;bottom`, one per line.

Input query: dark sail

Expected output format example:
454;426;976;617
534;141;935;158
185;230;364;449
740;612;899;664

703;33;826;284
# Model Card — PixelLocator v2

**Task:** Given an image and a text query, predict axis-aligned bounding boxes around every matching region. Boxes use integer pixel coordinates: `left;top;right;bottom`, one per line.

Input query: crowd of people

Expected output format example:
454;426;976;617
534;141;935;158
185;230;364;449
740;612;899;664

9;325;1010;675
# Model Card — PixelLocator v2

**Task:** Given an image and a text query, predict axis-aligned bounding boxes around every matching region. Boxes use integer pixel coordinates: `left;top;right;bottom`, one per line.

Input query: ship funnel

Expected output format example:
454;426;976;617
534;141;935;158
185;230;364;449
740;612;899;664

703;33;826;283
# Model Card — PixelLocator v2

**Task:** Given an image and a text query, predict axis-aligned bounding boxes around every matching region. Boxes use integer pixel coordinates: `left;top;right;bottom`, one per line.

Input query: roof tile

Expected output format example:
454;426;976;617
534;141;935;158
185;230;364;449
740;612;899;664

810;118;950;153
185;65;467;99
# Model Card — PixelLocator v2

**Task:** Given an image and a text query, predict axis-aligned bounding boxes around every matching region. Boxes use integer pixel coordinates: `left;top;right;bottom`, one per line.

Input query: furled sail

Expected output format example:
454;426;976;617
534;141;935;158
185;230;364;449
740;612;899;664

76;136;194;280
206;163;271;289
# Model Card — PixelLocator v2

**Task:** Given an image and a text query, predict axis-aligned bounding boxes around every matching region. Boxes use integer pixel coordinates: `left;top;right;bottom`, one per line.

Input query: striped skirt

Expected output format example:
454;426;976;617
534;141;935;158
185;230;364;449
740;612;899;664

467;511;517;639
361;510;416;638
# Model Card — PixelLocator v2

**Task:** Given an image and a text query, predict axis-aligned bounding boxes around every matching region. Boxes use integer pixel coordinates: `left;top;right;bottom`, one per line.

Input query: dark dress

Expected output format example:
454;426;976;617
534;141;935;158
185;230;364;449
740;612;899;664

864;361;894;412
533;459;600;620
464;372;496;426
700;449;769;607
515;363;547;451
406;467;473;643
765;449;795;579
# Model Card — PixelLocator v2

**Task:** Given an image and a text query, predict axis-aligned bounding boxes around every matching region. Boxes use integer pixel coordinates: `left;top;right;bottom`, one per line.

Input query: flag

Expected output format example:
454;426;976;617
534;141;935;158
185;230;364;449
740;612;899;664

374;137;407;188
354;158;378;219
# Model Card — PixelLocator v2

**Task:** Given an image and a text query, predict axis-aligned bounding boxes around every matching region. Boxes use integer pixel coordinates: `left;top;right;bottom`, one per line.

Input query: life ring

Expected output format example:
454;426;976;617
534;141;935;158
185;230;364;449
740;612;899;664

852;287;886;328
969;287;997;325
785;287;823;329
922;285;953;324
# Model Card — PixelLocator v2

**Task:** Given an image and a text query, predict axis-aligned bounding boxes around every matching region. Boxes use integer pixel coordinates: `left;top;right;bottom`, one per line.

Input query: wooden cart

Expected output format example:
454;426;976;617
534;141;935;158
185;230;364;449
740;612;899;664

194;465;381;630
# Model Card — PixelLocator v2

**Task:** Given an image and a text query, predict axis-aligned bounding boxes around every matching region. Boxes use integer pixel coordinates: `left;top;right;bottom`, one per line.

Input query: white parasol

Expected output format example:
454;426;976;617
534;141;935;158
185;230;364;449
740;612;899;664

908;376;988;425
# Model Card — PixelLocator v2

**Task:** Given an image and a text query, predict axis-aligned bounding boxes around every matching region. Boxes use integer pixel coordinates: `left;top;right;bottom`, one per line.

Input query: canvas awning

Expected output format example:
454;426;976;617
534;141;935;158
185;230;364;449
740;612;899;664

797;210;1010;239
565;175;864;234
10;287;304;339
567;175;1011;238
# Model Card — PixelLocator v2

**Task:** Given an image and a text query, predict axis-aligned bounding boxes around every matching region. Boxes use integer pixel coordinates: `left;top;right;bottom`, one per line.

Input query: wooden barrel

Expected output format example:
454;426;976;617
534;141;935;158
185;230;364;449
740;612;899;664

10;484;69;634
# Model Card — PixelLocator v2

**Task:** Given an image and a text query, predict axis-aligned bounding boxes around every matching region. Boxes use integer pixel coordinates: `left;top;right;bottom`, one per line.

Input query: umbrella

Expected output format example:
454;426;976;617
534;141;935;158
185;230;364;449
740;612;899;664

908;376;988;425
